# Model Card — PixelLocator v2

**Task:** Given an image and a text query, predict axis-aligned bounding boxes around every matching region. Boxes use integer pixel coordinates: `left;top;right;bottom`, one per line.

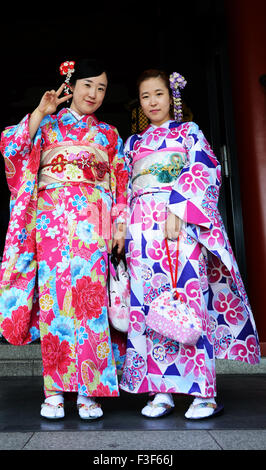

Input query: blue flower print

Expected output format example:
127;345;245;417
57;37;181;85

94;132;109;146
62;245;70;258
78;384;88;395
17;228;27;244
16;252;34;273
38;260;51;286
70;255;93;285
77;326;89;345
76;220;94;243
29;326;40;341
36;214;50;230
112;343;126;371
100;258;106;274
76;120;87;129
101;365;118;392
88;309;108;334
61;113;75;126
25;181;34;194
0;287;28;318
50;317;75;344
5;141;18;157
71;195;88;211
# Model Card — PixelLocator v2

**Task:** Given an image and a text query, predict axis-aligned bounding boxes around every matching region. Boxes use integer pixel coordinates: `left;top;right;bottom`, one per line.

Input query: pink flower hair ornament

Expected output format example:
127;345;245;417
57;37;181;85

59;60;76;95
169;72;187;122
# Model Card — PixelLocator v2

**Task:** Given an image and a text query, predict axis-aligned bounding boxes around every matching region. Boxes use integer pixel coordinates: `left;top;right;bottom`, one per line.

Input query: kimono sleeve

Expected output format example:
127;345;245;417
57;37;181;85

0;114;32;193
110;131;130;224
168;122;221;230
0;114;42;196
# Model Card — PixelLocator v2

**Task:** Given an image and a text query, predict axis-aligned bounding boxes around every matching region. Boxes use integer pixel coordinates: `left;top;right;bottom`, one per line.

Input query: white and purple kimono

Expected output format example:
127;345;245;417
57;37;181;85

119;120;260;398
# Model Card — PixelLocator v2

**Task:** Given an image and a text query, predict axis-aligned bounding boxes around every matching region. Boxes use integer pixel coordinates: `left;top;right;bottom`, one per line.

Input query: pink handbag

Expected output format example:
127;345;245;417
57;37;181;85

146;237;202;345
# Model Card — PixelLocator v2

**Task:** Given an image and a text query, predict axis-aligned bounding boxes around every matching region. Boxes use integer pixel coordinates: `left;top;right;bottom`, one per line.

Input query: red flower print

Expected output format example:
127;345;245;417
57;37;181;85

91;382;118;397
116;169;128;195
51;154;67;173
42;332;72;376
1;306;30;345
72;276;106;320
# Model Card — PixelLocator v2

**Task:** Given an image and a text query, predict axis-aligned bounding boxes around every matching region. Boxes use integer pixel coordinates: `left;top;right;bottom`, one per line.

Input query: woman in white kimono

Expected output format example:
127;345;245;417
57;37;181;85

119;69;260;419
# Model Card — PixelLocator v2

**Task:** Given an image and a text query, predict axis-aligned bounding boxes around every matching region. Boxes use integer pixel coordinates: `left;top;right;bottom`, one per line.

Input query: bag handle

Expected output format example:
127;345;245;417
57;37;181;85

165;237;180;295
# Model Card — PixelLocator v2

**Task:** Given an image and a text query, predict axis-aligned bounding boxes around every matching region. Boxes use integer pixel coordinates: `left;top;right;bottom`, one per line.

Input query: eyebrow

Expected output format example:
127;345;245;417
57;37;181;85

141;88;164;95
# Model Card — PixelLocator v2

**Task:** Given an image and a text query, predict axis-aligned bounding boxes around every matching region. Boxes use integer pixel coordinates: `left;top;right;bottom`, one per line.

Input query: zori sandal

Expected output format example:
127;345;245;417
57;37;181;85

77;402;103;420
185;401;224;420
141;401;174;418
40;401;65;420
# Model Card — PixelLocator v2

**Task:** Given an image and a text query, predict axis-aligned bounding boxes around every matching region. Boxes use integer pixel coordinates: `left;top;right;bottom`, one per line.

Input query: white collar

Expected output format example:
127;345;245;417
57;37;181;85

150;120;175;129
68;108;85;120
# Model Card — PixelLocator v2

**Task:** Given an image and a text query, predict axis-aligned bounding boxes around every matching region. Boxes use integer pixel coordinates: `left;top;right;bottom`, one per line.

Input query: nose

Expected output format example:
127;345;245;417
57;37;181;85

88;86;96;99
149;95;157;106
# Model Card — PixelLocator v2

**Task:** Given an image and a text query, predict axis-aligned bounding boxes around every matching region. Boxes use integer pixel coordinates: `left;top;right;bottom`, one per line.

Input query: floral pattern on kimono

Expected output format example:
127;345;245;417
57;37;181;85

0;109;128;396
119;120;260;398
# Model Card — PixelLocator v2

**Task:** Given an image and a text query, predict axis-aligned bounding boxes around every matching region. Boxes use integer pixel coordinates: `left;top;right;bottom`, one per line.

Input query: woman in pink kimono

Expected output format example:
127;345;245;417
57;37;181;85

0;59;128;420
119;69;260;419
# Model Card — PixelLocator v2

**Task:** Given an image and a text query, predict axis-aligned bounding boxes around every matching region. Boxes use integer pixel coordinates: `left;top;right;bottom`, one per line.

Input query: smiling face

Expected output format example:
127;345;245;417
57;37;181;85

139;76;172;126
70;72;108;116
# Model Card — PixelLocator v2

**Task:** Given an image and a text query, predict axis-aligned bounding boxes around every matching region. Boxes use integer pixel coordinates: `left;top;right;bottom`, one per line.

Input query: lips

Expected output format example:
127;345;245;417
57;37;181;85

85;101;96;105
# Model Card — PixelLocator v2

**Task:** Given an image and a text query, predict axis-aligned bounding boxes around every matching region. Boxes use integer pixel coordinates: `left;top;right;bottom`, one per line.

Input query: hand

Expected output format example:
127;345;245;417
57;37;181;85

112;223;126;254
164;212;181;240
37;83;72;117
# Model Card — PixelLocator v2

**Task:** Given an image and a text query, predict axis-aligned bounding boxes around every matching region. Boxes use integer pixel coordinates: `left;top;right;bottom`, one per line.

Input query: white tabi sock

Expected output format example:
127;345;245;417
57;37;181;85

45;394;64;406
77;394;103;419
185;397;217;419
141;393;174;417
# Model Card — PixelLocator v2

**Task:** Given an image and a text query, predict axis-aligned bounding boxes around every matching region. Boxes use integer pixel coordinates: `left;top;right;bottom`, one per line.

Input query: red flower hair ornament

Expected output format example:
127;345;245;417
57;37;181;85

59;60;75;95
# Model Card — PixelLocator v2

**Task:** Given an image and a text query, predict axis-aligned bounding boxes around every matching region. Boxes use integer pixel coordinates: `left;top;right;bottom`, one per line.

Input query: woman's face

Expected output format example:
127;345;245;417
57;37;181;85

139;76;172;126
70;72;108;116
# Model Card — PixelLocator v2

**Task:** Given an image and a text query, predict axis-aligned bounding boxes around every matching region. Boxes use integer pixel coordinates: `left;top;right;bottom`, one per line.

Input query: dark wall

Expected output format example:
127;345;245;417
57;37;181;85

0;1;241;269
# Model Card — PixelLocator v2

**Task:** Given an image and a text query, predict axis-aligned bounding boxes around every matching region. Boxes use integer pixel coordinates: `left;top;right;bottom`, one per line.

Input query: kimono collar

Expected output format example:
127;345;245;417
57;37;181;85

150;120;176;129
58;108;99;127
142;120;179;136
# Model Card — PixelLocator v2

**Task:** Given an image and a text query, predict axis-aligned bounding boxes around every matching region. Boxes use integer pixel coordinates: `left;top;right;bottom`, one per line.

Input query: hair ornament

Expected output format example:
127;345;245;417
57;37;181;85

169;72;187;122
59;60;75;95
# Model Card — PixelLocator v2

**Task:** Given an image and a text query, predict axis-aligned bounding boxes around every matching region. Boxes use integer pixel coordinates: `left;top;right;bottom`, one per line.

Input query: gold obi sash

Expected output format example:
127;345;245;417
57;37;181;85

132;147;187;192
38;141;110;189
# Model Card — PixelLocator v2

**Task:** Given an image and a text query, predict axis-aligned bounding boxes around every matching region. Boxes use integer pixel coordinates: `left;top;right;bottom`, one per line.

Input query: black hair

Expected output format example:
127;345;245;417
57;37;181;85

70;58;108;84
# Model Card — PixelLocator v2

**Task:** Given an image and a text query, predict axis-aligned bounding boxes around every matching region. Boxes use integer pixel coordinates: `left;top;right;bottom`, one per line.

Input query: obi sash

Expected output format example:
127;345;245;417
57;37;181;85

131;147;187;193
38;141;110;190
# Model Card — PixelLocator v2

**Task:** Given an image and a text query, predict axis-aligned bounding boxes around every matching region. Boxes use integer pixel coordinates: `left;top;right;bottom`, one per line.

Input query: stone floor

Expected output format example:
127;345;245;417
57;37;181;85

0;374;266;453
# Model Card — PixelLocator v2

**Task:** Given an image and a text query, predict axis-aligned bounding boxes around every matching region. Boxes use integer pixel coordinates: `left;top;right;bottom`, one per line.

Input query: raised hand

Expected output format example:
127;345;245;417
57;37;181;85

37;83;73;117
29;84;73;140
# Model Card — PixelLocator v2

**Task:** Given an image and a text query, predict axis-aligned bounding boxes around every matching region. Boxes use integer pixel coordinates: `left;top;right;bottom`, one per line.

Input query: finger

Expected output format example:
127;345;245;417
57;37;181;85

43;90;56;98
56;83;66;96
58;93;73;104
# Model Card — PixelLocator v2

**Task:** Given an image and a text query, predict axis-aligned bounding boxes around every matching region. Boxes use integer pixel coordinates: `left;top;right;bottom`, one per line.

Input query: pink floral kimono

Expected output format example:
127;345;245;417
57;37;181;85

0;108;128;397
119;120;260;398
